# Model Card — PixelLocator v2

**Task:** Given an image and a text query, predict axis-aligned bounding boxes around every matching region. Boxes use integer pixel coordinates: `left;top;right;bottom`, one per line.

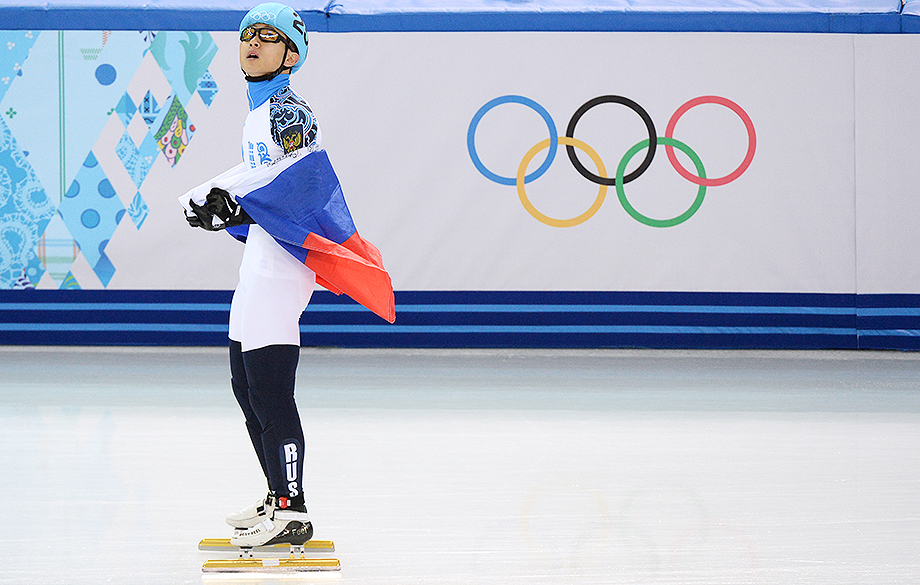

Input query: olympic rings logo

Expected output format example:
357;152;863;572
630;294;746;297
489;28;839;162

249;10;278;21
467;95;756;228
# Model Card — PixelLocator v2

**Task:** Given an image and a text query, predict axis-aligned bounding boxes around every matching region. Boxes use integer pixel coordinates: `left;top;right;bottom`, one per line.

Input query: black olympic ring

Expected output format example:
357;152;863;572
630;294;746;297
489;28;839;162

565;95;657;186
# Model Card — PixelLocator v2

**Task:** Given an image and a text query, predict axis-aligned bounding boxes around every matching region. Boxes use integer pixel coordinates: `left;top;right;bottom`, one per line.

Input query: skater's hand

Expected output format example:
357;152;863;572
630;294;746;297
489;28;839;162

184;207;204;229
187;198;223;231
203;188;254;230
185;188;253;231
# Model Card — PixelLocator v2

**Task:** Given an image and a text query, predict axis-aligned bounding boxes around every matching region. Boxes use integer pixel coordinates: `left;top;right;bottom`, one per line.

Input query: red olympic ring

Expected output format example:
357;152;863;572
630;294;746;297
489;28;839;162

664;96;756;187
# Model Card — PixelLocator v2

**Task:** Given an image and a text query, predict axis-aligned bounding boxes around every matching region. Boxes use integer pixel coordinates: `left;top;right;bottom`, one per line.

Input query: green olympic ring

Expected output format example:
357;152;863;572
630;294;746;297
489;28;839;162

616;136;706;228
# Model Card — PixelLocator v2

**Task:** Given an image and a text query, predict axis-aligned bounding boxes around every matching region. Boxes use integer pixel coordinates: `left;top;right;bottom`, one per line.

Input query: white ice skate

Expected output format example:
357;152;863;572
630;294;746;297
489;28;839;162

226;493;276;529
230;508;313;548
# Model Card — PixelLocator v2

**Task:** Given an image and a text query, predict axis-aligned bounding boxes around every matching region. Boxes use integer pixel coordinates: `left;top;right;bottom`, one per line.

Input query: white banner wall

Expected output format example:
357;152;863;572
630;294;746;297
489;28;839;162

308;32;858;293
114;32;870;293
855;34;920;294
2;29;920;348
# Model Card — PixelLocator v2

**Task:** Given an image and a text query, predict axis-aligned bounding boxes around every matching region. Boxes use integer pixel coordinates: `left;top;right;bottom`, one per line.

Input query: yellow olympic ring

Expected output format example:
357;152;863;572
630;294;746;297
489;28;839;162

517;136;607;228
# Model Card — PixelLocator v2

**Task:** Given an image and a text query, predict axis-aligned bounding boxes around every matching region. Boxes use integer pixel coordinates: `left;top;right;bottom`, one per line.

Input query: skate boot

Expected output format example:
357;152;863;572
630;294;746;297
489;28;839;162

226;493;277;529
230;496;313;548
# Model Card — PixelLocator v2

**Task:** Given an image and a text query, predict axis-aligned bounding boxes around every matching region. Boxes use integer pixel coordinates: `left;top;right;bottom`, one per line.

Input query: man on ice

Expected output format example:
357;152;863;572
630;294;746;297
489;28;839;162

181;2;394;549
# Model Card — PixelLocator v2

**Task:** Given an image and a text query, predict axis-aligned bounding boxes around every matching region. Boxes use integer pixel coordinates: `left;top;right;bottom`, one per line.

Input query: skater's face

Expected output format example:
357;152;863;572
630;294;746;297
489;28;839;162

240;24;299;78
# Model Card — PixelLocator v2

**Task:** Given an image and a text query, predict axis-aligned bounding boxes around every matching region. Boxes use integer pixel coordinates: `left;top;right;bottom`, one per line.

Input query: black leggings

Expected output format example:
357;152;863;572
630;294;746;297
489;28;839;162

229;341;305;503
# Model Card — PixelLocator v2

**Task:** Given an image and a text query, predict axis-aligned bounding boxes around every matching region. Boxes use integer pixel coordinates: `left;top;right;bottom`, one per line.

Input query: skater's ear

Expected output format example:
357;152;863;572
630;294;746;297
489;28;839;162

284;51;299;70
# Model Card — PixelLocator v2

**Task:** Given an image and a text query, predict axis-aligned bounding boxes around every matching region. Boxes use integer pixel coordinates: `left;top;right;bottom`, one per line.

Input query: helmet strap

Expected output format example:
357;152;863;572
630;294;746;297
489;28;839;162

243;44;290;83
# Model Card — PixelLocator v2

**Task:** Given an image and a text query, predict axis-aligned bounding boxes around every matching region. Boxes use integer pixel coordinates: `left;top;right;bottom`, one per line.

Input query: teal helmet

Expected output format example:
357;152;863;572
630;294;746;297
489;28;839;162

240;3;309;75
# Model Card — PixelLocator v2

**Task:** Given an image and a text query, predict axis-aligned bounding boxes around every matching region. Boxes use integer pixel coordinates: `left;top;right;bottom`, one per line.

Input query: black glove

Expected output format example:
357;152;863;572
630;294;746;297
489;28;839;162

186;188;254;231
187;199;218;230
185;208;204;228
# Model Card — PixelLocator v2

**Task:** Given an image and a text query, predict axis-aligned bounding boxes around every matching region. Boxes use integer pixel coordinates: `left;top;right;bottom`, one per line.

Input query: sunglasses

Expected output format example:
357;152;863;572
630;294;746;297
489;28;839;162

240;26;294;49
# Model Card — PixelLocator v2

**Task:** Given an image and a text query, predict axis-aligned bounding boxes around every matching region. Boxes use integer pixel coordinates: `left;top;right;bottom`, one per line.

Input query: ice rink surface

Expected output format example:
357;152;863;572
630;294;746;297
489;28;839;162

1;346;919;584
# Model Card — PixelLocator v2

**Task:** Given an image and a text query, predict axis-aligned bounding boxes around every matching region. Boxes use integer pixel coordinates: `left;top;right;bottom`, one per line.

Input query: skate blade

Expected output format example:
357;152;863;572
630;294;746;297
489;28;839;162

198;538;335;554
202;557;340;573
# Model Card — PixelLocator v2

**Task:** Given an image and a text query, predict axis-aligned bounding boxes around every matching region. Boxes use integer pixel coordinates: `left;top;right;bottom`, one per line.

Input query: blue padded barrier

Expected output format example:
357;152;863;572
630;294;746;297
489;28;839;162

857;294;920;351
0;289;871;349
5;290;920;349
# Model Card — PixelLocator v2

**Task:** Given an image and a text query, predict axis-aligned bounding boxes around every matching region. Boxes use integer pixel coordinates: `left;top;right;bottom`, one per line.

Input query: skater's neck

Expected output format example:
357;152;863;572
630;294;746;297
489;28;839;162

247;74;290;111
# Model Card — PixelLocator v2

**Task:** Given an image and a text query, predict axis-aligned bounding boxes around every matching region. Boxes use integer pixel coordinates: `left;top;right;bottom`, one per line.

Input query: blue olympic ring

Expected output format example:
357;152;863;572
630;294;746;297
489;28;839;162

467;95;557;186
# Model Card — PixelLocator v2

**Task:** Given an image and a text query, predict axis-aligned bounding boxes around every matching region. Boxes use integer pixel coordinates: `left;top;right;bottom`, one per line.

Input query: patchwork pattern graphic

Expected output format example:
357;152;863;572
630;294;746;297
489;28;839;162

127;192;148;229
149;32;218;106
57;151;124;287
116;128;160;188
0;116;54;289
139;91;160;127
152;93;194;167
0;30;219;290
197;70;218;107
37;214;79;286
114;92;136;127
0;31;37;104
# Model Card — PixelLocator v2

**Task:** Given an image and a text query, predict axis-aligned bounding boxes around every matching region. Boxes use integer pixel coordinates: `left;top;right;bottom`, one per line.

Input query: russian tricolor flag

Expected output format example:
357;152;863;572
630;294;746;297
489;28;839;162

181;149;395;323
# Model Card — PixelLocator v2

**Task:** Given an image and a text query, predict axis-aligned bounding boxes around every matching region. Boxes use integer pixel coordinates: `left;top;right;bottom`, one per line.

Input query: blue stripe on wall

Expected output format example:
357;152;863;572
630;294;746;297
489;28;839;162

3;289;914;349
0;5;911;34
